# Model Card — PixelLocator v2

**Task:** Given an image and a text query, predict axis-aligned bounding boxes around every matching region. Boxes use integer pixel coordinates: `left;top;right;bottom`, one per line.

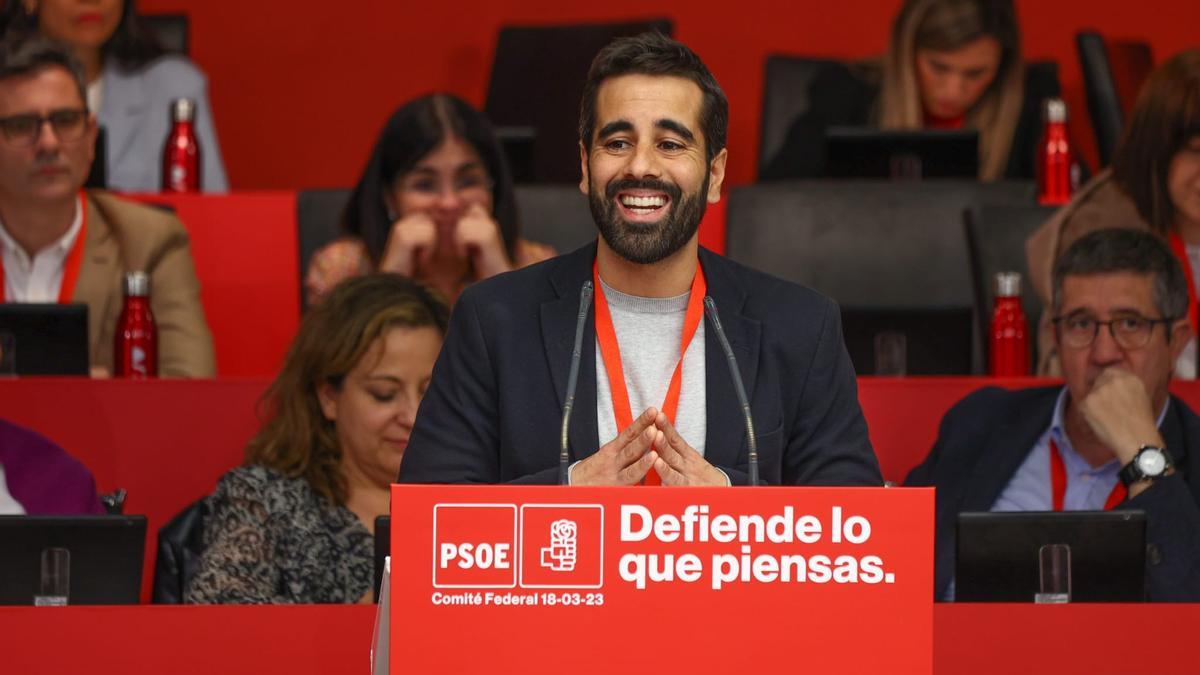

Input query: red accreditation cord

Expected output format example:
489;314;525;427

1049;439;1125;511
0;190;88;303
593;257;706;485
1169;233;1199;341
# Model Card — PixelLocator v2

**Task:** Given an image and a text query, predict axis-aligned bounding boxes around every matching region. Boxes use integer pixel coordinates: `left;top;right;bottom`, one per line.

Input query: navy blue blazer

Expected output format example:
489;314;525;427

399;242;882;487
905;386;1200;602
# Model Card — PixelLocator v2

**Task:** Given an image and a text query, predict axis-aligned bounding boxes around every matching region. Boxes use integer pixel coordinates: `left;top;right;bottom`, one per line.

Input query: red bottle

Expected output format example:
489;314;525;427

990;272;1029;376
113;272;158;378
1036;98;1072;206
162;98;201;192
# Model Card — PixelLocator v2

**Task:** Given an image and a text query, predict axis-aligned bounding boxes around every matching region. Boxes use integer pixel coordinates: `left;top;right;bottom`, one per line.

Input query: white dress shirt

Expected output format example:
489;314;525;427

0;196;84;302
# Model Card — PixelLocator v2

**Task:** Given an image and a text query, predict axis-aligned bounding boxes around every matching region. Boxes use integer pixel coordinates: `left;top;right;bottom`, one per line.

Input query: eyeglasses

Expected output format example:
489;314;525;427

0;108;89;147
1051;312;1176;350
397;171;492;198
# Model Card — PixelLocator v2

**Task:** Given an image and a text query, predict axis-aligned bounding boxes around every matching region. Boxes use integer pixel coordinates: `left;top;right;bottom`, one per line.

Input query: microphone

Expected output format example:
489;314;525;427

703;296;760;486
559;281;594;485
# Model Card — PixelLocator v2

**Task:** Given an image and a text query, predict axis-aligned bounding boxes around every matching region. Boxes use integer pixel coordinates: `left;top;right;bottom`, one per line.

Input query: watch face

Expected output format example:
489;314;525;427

1137;449;1167;476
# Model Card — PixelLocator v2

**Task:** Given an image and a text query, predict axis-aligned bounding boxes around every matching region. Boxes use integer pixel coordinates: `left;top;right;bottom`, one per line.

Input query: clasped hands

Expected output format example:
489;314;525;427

379;204;511;279
571;407;729;486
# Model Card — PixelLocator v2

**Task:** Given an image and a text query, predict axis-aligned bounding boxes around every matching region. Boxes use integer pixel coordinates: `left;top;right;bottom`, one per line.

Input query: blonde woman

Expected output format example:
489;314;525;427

763;0;1050;182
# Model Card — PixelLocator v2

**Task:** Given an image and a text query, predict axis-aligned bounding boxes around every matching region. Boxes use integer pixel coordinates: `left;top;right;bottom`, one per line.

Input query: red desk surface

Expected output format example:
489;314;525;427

127;192;301;378
0;604;1195;673
4;376;1200;601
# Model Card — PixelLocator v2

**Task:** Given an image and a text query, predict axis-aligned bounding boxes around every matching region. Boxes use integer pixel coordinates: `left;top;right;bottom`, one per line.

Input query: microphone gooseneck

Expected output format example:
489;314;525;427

703;296;760;486
559;281;594;485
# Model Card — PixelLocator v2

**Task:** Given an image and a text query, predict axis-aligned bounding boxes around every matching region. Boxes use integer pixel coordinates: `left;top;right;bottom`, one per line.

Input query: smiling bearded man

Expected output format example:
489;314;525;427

399;32;881;489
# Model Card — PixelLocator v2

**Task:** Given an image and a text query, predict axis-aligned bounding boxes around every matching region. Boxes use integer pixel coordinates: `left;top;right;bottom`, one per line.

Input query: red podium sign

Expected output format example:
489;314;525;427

390;485;933;674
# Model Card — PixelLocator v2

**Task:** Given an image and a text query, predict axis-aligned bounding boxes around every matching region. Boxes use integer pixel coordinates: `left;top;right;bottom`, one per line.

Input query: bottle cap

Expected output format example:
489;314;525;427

124;271;151;297
994;271;1022;298
170;98;196;123
1043;98;1067;124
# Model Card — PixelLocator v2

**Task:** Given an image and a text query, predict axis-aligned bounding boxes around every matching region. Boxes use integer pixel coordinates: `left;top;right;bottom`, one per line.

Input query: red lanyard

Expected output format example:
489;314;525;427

0;191;88;304
1049;439;1126;511
593;258;706;485
1168;233;1198;339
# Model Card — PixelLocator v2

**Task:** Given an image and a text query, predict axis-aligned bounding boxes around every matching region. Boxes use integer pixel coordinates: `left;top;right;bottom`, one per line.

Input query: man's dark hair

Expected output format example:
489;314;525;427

578;32;728;162
0;36;88;109
1052;228;1189;322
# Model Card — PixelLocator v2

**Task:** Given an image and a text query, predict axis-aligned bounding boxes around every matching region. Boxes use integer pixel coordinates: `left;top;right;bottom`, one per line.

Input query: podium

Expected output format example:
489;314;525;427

384;485;934;674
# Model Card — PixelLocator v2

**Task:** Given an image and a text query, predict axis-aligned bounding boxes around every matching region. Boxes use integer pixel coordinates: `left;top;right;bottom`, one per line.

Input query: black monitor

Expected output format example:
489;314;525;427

955;511;1146;602
374;515;391;603
840;306;973;375
0;515;147;605
0;303;89;375
824;127;979;179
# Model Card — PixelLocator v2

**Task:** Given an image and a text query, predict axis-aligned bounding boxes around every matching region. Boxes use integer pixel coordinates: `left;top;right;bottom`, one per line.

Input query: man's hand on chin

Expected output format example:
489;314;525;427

651;411;730;486
1078;368;1165;466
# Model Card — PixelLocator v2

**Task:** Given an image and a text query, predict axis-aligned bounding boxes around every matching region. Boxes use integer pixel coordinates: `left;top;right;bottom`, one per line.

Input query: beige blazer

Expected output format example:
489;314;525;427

1025;169;1150;375
72;191;215;377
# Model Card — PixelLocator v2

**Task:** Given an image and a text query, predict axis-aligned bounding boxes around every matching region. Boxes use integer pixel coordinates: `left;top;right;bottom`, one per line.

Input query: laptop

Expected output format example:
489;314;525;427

824;127;979;179
840;306;973;375
0;515;147;605
0;304;89;375
956;511;1147;602
374;515;391;603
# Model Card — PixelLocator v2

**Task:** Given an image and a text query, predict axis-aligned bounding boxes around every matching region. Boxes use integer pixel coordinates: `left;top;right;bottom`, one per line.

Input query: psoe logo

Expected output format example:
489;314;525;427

432;504;517;589
520;505;603;589
540;519;578;572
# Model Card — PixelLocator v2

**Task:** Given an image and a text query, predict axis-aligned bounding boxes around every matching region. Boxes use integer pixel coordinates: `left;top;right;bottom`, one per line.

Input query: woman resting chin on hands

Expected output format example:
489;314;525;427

306;94;553;308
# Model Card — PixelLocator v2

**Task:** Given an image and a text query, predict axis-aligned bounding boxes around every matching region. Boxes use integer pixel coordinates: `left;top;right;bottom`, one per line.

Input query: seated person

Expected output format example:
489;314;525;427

0;37;214;377
305;94;553;307
762;0;1052;182
0;0;228;191
0;417;104;514
185;274;447;604
1028;49;1200;377
907;228;1200;601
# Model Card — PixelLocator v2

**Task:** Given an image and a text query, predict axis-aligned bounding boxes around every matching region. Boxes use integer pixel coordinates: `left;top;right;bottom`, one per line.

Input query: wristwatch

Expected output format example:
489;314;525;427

1119;445;1174;487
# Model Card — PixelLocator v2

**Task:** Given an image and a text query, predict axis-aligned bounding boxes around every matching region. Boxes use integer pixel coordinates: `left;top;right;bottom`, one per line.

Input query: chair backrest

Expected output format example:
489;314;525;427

294;185;596;308
1076;31;1124;168
963;203;1055;368
151;497;209;604
485;18;673;184
758;55;843;177
296;188;352;310
513;184;596;255
141;14;189;55
726;180;1039;373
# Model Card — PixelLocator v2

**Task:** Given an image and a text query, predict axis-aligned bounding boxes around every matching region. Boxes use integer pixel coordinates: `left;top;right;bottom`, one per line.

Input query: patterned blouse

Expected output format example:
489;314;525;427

184;465;374;604
304;236;556;307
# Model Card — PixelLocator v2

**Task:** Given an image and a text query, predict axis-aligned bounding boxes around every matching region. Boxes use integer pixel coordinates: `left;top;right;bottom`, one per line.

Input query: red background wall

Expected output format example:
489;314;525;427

138;0;1198;191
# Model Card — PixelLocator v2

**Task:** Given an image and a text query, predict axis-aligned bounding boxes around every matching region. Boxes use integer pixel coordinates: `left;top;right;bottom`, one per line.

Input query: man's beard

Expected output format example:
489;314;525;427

587;171;710;265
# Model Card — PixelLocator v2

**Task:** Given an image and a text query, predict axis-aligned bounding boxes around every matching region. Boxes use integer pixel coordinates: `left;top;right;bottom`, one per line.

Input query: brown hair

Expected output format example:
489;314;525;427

245;274;448;505
1111;49;1200;235
879;0;1024;181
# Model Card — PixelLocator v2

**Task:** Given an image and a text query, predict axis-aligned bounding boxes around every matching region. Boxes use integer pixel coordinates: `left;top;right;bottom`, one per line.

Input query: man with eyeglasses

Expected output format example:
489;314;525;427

0;37;213;376
907;228;1200;601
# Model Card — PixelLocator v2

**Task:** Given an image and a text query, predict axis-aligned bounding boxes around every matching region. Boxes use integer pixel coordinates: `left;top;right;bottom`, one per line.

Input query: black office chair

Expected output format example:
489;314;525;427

963;203;1054;369
757;55;847;178
1077;31;1124;168
141;14;189;56
484;18;673;184
151;497;209;604
295;188;352;311
726;180;1040;374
